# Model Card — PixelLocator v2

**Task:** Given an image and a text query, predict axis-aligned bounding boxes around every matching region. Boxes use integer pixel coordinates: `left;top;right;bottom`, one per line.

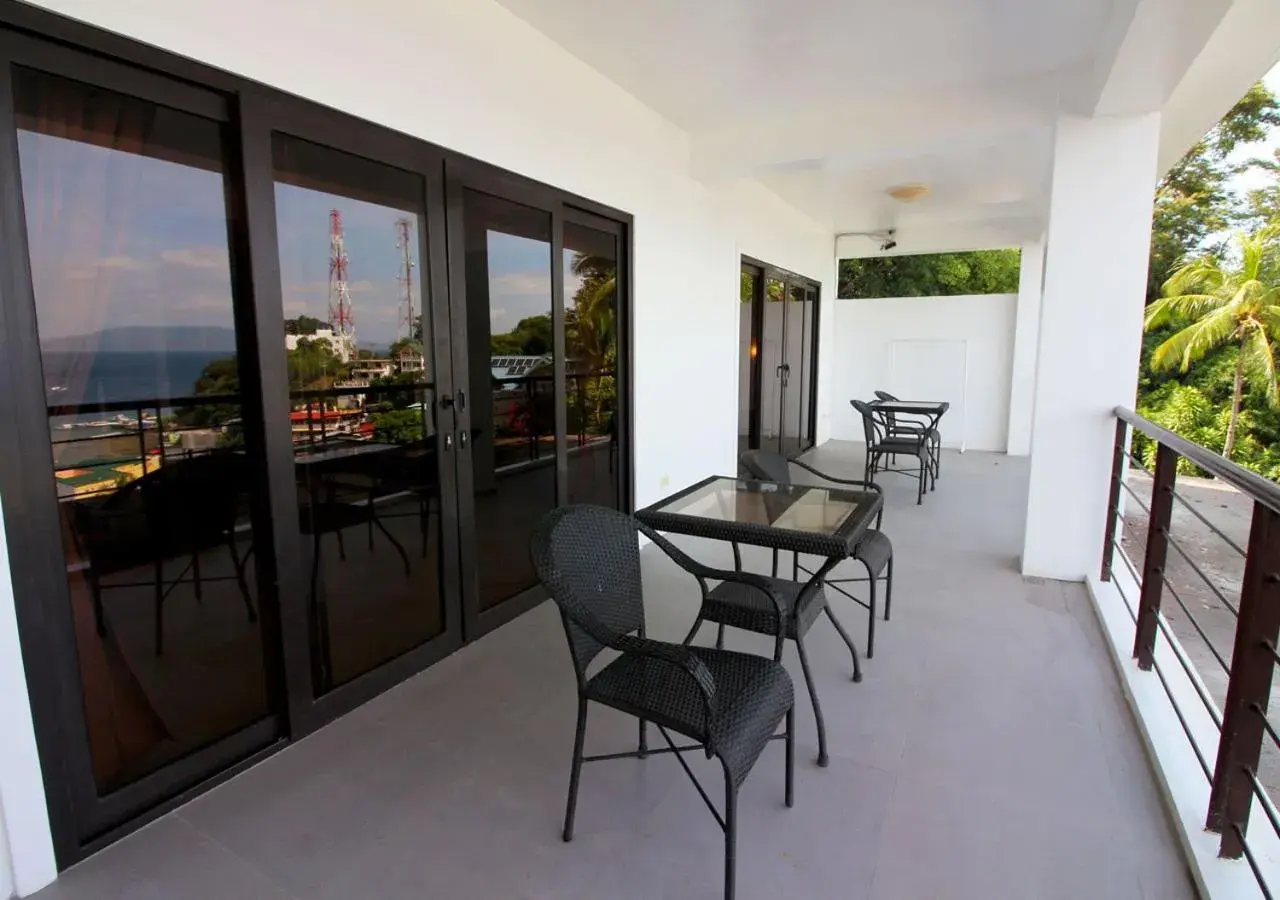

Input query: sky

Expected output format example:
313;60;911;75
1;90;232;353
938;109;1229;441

1223;65;1280;198
20;126;569;359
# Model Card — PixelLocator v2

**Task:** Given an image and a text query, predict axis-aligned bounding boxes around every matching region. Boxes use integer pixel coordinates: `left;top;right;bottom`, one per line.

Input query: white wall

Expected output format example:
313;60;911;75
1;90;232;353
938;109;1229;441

829;293;1018;452
1006;239;1046;456
1022;113;1159;580
0;495;56;899
3;1;834;891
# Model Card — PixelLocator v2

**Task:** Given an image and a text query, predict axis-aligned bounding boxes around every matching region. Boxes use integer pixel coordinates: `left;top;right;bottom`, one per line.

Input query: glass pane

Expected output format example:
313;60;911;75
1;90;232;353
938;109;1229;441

798;288;816;451
781;281;806;457
273;134;444;693
564;222;618;508
652;478;862;534
463;190;555;610
760;277;786;452
15;69;274;794
738;268;757;454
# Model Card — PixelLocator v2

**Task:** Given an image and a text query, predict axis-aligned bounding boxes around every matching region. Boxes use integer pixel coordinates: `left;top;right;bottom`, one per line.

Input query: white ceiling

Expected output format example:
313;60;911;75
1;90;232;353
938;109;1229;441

496;0;1280;250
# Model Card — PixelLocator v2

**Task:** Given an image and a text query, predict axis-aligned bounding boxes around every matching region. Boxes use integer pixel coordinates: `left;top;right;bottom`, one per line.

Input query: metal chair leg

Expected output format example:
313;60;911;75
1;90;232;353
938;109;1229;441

785;707;795;808
866;565;877;659
716;623;726;650
722;762;738;900
563;698;588;842
681;615;705;645
638;718;648;758
795;636;829;767
884;556;894;621
822;604;863;683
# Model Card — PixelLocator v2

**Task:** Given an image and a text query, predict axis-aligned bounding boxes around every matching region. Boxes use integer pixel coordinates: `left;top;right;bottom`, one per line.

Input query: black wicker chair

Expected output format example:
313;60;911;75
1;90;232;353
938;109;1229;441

532;505;796;900
71;450;256;656
739;450;894;659
873;389;941;483
851;398;932;504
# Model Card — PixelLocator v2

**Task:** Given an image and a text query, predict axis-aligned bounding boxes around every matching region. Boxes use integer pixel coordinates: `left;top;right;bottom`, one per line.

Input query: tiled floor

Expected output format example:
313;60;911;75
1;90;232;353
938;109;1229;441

33;444;1198;900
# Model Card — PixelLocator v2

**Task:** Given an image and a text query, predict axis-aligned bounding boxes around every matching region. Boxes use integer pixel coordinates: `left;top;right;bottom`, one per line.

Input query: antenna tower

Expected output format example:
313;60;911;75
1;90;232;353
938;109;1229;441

395;218;417;341
328;209;355;343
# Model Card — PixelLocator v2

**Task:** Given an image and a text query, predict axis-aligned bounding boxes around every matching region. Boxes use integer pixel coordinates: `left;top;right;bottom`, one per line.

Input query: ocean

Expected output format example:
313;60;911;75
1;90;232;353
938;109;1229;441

44;350;234;445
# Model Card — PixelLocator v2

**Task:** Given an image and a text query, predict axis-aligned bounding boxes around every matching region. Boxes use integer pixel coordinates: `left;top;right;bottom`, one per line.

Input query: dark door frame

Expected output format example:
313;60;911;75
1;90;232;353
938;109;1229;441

0;0;635;868
740;255;821;456
444;158;634;643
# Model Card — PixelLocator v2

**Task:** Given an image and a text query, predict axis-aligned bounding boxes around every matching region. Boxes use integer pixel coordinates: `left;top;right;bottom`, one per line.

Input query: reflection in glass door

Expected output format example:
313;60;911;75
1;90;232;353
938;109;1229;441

563;220;620;508
760;276;786;450
739;260;820;458
454;188;557;622
271;135;450;693
11;65;278;817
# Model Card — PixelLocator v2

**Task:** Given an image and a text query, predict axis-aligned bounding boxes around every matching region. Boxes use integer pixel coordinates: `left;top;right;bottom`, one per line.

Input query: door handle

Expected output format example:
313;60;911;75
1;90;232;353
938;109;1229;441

456;389;466;412
459;429;469;450
443;432;453;451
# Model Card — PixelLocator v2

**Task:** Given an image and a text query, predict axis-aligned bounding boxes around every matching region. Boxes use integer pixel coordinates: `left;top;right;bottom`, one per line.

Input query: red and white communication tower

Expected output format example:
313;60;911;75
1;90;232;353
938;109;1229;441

327;209;355;350
395;217;417;341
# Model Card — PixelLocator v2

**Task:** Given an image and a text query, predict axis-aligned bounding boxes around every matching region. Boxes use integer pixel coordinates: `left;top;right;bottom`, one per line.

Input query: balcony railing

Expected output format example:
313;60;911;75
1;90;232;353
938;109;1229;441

1104;407;1280;897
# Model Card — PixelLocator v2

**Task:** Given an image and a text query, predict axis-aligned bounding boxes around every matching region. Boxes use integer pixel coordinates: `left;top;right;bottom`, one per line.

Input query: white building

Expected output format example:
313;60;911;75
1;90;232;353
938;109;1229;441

284;327;356;363
1;1;1279;898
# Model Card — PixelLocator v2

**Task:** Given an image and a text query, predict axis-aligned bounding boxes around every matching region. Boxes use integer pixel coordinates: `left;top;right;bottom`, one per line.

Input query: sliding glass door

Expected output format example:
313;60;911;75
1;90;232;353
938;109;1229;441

739;258;820;458
0;36;283;850
0;23;632;865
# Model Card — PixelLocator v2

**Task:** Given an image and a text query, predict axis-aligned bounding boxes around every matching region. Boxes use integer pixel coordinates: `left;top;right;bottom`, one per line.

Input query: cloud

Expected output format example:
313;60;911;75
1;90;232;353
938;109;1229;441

489;271;552;299
159;246;228;270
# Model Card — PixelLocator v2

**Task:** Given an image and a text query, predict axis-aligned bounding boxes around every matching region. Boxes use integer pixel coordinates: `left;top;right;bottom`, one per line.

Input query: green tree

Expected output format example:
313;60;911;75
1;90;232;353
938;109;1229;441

284;314;326;336
1149;82;1280;302
1145;228;1280;459
491;314;553;356
568;253;618;433
838;249;1021;298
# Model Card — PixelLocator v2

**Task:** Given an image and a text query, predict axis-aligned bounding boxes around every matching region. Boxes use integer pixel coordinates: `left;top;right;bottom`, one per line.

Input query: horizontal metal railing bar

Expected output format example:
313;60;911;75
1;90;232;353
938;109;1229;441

1117;407;1280;515
1152;611;1223;730
1162;531;1241;618
1118;478;1153;517
47;393;243;416
1233;819;1276;900
1252;703;1280;754
1266;641;1280;669
1162;574;1232;675
1243;764;1280;840
1112;538;1143;590
1167;485;1249;558
1124;450;1154;476
1153;653;1215;782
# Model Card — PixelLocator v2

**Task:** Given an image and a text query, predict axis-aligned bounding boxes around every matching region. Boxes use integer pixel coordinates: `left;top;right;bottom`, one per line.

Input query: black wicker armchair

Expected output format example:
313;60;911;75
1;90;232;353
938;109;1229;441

851;398;933;504
873;389;941;482
531;505;795;900
739;450;894;658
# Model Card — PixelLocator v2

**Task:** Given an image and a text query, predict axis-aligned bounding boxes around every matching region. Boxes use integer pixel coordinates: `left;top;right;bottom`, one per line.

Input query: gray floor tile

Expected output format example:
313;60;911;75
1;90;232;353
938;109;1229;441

34;445;1197;900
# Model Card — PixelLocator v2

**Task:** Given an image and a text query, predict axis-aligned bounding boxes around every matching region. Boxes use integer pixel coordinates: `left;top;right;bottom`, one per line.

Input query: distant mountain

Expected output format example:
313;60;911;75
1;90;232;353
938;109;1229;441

42;326;239;354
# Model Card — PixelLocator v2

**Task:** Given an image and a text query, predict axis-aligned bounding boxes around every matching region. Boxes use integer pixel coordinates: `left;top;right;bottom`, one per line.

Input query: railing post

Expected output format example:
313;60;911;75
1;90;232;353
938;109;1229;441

1101;418;1128;581
1133;442;1177;670
1207;501;1280;857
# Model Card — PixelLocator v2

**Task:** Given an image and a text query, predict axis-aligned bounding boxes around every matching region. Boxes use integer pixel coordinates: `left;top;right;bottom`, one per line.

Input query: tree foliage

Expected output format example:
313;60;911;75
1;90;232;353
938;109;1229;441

1137;80;1280;477
837;249;1021;299
1145;229;1280;459
491;314;553;356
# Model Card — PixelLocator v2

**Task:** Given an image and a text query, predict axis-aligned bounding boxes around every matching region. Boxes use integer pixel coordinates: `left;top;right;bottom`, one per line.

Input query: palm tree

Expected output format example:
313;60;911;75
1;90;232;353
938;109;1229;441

1144;228;1280;459
568;253;617;432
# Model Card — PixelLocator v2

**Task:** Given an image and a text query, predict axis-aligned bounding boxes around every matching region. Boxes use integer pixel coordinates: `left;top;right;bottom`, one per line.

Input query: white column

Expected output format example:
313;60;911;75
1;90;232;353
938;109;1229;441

1005;239;1045;456
0;493;57;897
1022;113;1160;580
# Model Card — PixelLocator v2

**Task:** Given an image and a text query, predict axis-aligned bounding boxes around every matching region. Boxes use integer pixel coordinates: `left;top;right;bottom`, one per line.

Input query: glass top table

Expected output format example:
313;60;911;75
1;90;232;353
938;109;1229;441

635;475;882;557
868;399;950;415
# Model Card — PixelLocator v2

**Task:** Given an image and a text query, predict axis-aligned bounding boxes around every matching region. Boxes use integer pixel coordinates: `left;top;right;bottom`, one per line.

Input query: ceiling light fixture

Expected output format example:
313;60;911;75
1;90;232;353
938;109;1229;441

887;183;930;203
